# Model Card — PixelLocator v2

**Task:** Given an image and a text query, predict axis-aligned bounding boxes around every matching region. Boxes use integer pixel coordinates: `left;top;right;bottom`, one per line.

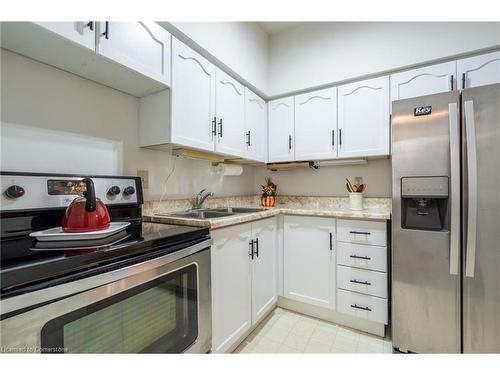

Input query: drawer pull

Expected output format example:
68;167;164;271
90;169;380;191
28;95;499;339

350;279;371;286
350;254;371;260
350;304;372;312
350;231;371;235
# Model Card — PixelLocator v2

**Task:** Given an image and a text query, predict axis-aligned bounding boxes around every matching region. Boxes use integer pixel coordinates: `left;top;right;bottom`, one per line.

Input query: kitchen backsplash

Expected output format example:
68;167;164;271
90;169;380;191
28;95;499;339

142;194;392;216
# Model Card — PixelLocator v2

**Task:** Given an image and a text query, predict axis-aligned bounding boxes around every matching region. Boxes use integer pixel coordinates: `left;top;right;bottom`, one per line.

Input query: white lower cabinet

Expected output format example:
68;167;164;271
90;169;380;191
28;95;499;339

282;215;389;332
211;217;277;353
283;215;336;309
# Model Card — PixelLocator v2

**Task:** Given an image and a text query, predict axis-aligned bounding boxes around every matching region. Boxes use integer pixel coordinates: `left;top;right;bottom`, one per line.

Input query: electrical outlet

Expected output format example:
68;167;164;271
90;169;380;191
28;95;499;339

354;176;363;186
137;170;149;189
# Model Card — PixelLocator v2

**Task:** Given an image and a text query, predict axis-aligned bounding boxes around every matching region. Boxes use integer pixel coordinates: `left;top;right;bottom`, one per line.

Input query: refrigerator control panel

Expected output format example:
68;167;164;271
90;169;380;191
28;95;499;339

401;176;449;198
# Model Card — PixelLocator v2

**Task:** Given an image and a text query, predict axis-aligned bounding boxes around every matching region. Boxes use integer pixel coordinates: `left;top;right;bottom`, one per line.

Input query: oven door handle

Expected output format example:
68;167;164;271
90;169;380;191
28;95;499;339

1;238;213;316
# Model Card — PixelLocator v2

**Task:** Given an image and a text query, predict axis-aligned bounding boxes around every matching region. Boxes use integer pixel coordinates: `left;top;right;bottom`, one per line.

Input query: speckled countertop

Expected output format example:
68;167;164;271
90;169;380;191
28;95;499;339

143;195;391;229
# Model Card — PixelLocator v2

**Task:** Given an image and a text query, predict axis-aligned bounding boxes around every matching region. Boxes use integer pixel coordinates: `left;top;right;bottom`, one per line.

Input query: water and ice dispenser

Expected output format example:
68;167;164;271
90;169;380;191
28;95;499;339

401;177;449;231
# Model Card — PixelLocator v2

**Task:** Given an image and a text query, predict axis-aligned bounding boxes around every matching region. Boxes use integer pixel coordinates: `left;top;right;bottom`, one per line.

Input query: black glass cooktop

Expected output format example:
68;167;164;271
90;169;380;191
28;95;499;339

0;221;209;296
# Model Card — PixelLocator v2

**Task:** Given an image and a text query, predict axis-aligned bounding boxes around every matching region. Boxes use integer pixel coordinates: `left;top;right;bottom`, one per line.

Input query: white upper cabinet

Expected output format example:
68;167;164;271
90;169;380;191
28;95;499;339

268;97;295;163
97;22;171;86
337;76;390;158
35;22;96;50
171;37;216;152
284;215;335;309
211;224;253;354
294;87;338;161
251;218;277;324
215;69;245;157
390;61;456;105
458;50;500;89
244;88;267;162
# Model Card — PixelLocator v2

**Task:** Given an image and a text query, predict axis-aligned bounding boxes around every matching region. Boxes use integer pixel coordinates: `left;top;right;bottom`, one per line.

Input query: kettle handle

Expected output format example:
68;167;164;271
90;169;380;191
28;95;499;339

82;178;97;212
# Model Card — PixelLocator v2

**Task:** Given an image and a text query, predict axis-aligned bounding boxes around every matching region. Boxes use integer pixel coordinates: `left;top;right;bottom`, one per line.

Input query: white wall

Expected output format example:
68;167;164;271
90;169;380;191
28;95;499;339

0;49;255;200
254;159;391;198
167;22;269;95
268;22;500;96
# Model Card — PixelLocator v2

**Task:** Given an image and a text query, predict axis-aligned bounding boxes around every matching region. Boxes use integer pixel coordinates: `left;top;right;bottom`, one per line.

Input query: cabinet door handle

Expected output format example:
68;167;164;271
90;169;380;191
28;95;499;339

218;119;223;137
350;279;372;286
246;131;251;146
212;117;217;136
350;304;372;312
329;232;333;251
339;129;342;146
331;130;335;148
462;73;466;89
249;240;254;260
85;21;94;31
288;135;292;150
350;254;371;260
101;21;109;39
349;231;371;235
255;237;259;258
450;74;454;91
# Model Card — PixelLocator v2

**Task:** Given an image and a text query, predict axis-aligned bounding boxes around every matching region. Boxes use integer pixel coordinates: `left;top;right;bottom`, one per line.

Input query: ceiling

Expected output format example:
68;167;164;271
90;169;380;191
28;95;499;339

257;22;303;35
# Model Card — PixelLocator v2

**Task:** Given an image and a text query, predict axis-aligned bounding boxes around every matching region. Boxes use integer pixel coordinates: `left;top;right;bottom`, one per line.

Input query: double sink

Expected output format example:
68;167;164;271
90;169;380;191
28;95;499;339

164;207;267;220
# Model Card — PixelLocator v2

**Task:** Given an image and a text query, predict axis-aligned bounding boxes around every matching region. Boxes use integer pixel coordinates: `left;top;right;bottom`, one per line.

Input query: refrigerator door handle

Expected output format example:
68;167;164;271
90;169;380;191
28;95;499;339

448;102;460;276
464;100;478;278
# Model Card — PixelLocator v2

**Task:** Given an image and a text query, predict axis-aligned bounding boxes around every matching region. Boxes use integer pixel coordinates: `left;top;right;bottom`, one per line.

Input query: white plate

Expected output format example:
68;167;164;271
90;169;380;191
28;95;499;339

30;222;130;241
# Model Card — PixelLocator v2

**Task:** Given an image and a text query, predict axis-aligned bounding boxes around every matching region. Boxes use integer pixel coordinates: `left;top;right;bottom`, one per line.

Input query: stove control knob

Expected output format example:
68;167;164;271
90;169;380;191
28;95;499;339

123;186;135;196
107;186;121;196
4;185;25;199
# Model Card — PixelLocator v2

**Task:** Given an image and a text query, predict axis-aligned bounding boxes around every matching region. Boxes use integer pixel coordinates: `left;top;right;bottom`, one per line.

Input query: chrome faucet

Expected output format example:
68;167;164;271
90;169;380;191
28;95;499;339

193;189;213;209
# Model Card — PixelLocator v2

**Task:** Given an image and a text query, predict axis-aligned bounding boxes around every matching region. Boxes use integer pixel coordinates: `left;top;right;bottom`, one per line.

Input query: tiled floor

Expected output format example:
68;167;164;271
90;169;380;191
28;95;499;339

233;307;393;354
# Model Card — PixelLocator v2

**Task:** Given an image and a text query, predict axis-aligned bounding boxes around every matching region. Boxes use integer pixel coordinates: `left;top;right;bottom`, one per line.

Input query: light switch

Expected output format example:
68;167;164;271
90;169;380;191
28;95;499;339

137;170;149;189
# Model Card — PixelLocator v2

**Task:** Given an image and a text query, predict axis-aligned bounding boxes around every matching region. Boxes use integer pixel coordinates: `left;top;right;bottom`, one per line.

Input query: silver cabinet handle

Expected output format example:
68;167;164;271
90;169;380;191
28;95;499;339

350;254;371;260
448;102;460;276
464;100;477;278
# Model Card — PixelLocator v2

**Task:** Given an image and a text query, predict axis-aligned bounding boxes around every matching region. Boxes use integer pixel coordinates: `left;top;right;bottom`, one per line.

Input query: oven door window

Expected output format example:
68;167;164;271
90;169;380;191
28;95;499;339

41;264;198;353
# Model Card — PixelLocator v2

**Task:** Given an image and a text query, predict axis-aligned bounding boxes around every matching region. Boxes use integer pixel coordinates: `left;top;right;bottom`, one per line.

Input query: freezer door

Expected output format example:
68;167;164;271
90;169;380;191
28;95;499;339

462;83;500;353
391;91;461;353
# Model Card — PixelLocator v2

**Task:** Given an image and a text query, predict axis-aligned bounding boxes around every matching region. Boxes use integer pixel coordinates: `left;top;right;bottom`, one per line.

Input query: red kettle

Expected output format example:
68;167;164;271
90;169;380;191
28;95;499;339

62;178;111;233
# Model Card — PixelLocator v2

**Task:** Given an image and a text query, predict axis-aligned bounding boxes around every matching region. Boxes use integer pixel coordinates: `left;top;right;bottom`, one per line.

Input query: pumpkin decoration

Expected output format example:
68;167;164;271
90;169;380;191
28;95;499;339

261;177;277;207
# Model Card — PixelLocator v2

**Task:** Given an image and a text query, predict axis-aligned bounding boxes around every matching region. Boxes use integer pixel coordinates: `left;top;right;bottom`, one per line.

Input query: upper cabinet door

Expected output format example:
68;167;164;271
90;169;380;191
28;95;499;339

390;61;456;105
251;218;277;325
458;51;500;89
268;97;295;163
338;76;390;158
244;88;267;163
35;22;96;51
97;22;171;86
171;38;216;152
215;69;245;157
294;87;337;161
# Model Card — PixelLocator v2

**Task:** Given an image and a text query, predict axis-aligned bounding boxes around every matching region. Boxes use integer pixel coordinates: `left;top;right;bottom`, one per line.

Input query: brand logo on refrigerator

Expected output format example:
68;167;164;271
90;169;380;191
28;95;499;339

414;106;432;116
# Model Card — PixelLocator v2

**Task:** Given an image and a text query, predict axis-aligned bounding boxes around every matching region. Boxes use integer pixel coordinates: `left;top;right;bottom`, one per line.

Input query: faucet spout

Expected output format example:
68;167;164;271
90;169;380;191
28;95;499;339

193;189;213;209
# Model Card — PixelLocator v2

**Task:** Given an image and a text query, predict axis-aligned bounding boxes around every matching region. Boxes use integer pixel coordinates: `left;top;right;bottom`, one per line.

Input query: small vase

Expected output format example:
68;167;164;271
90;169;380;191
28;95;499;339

261;195;276;207
349;193;364;211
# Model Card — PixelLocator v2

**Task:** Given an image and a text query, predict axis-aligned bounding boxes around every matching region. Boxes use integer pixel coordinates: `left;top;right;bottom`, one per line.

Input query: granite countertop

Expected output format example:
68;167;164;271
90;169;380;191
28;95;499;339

143;196;391;229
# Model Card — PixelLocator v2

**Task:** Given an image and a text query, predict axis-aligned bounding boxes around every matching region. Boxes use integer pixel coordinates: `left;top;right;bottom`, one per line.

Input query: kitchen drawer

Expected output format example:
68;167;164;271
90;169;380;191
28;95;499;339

337;265;387;298
337;219;387;246
337;242;387;272
337;289;388;324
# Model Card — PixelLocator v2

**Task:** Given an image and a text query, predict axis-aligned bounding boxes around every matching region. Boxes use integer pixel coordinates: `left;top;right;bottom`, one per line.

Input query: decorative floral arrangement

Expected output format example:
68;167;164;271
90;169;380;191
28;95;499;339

261;177;277;207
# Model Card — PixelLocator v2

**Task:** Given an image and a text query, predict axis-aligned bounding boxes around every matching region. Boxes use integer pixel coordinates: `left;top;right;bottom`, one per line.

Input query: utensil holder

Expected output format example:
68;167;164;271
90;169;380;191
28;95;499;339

349;193;364;211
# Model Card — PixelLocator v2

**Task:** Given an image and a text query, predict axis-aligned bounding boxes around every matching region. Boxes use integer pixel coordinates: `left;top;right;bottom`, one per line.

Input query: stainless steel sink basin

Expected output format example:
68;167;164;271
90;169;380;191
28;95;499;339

169;211;235;219
200;207;266;214
163;207;266;220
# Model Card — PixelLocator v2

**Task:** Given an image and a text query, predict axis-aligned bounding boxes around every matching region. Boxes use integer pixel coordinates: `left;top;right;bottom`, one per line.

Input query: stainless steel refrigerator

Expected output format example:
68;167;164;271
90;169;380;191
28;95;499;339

391;83;500;353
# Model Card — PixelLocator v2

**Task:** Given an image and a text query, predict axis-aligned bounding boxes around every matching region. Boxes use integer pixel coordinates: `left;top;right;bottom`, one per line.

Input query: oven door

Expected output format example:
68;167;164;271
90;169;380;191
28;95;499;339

0;239;212;354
